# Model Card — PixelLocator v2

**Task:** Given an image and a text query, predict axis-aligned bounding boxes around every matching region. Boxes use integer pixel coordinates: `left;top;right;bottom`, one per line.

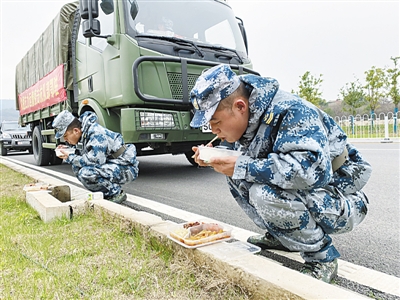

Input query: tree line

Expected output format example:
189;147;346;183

291;56;400;117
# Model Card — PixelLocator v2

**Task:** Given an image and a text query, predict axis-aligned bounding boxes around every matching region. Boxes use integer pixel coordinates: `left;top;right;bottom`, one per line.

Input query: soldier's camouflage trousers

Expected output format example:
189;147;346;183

248;183;369;262
72;163;136;198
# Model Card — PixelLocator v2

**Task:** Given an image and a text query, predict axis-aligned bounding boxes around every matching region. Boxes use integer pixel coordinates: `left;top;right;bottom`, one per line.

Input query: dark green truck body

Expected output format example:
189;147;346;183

15;0;256;166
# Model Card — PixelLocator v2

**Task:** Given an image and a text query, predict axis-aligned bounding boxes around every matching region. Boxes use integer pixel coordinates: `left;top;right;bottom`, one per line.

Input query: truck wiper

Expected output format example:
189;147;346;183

197;44;243;64
137;34;204;58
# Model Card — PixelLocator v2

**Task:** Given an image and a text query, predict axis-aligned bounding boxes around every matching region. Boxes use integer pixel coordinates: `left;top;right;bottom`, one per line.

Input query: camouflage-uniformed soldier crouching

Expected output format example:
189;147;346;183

52;110;139;203
190;64;372;283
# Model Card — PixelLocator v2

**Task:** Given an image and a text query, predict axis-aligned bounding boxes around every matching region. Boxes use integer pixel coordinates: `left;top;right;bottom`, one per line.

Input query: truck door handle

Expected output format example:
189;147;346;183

88;76;93;93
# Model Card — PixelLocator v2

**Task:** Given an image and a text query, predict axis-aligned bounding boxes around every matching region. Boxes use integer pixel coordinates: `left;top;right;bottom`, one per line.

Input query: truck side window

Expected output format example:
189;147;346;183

90;2;114;51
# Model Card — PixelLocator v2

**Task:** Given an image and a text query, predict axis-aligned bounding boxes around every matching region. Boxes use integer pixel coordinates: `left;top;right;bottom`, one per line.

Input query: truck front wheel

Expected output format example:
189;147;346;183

32;126;51;166
184;151;197;167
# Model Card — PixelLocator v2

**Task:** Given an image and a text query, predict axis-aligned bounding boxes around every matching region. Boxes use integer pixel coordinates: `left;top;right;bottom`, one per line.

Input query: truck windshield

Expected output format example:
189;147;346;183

124;0;248;58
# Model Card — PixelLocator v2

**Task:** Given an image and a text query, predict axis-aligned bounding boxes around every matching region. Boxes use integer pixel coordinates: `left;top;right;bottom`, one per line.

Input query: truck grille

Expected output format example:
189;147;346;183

167;72;199;100
11;133;30;139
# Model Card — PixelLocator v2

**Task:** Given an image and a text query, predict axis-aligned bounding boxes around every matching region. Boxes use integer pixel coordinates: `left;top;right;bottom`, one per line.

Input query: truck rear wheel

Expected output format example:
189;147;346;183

32;126;51;166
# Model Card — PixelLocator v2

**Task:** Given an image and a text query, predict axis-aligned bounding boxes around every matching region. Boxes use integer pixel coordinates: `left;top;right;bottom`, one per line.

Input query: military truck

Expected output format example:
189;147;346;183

15;0;257;166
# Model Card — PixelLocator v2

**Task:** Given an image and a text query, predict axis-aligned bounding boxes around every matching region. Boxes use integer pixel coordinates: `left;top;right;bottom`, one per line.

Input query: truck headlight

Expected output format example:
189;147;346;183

2;133;11;139
139;112;175;129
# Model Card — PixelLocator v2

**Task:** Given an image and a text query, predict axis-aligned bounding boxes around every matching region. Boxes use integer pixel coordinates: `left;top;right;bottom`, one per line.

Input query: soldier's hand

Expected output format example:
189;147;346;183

208;156;238;177
191;146;209;167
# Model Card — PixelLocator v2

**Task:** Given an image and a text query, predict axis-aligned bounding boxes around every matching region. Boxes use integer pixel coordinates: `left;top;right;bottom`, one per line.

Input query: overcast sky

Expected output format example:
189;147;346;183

0;0;399;102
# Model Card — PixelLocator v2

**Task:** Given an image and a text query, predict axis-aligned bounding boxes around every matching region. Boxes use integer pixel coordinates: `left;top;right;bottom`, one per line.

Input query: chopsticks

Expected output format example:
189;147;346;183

206;135;219;146
192;135;219;159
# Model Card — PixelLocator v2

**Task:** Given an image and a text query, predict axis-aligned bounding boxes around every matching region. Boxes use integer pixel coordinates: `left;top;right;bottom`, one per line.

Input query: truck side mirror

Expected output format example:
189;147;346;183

130;0;139;20
82;19;101;37
80;0;101;37
80;0;99;20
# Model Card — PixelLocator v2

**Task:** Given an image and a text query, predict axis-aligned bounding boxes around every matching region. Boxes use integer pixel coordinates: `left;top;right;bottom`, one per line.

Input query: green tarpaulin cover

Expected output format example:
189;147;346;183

15;1;79;106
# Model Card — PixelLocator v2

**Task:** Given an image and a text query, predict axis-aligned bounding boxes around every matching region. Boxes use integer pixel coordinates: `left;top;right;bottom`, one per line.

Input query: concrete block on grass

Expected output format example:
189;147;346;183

26;191;71;222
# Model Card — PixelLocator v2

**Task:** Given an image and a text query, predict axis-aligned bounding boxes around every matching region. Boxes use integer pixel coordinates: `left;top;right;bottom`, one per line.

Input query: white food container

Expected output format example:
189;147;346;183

55;147;76;157
198;146;241;163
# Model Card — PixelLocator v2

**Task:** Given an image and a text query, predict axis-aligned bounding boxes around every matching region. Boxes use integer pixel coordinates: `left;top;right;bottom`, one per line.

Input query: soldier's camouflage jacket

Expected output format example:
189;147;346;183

65;111;139;196
227;74;372;262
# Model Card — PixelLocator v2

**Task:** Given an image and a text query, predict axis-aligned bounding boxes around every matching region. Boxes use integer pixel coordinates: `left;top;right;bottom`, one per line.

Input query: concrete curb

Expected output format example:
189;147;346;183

20;190;369;299
2;157;399;299
89;199;369;300
25;190;71;222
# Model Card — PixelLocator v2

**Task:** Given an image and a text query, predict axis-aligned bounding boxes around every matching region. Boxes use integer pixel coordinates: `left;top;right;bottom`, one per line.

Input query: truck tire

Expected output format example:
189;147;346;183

184;151;197;167
50;152;63;165
32;126;51;166
0;143;7;156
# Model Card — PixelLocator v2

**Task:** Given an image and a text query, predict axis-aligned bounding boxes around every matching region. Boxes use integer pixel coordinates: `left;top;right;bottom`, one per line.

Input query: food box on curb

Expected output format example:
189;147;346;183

169;221;232;248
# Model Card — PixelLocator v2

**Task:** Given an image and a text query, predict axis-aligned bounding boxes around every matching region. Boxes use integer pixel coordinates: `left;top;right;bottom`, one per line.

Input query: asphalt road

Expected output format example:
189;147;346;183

6;140;400;278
